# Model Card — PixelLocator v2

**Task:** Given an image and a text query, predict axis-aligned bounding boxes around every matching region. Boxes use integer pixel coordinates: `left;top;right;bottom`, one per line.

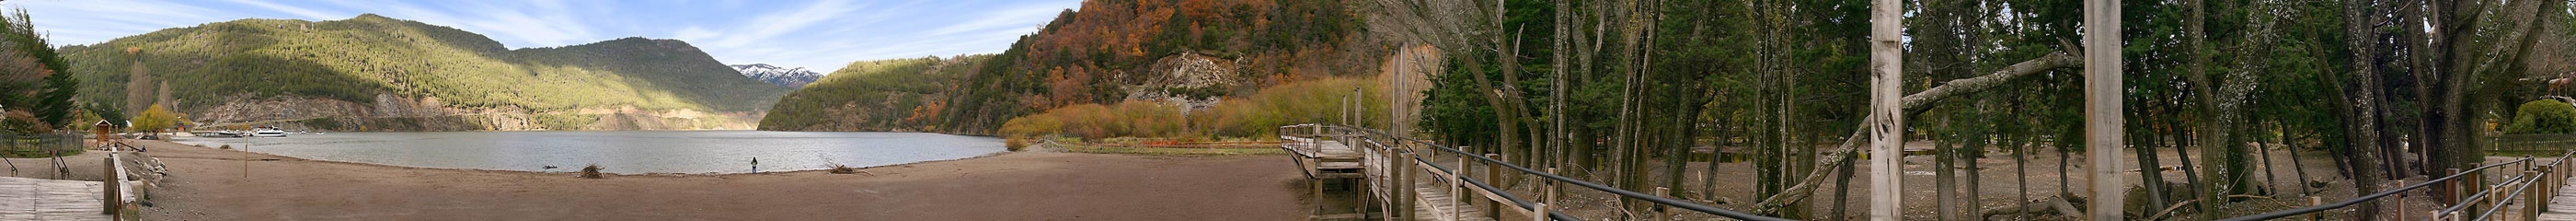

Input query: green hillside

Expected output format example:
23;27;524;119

57;14;787;122
759;55;987;132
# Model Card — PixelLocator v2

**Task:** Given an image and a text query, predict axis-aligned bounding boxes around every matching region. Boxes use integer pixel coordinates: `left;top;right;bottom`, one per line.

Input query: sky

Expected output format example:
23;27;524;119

0;0;1082;74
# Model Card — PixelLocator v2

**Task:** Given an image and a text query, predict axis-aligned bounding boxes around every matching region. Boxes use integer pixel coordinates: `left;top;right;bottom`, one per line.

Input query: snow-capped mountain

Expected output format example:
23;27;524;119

729;64;824;87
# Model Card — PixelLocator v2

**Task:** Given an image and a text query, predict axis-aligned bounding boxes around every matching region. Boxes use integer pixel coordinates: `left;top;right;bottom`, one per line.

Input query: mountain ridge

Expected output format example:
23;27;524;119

729;64;823;87
59;14;789;131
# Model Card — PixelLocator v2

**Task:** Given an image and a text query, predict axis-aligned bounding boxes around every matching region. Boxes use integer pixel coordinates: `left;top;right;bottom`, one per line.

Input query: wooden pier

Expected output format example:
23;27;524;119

1282;124;1546;221
0;176;110;220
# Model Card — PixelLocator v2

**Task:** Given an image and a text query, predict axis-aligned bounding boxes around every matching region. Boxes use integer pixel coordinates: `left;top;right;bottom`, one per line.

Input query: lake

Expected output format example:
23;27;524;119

168;131;1006;174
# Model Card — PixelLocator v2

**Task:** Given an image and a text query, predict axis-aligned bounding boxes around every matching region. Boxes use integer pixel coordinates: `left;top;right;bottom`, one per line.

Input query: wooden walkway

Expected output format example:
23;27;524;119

1285;124;1518;221
0;176;110;220
2545;173;2576;220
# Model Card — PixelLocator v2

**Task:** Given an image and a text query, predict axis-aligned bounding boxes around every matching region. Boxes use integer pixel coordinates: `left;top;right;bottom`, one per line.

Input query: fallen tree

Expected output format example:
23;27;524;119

1752;44;2086;215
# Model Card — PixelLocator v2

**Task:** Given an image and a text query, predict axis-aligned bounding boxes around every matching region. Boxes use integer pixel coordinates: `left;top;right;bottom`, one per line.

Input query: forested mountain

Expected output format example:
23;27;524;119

759;55;983;132
763;0;1386;134
729;64;822;87
57;14;789;131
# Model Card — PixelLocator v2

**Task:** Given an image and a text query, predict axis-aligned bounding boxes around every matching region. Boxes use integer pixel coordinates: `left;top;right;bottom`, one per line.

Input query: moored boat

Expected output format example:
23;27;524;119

253;127;287;137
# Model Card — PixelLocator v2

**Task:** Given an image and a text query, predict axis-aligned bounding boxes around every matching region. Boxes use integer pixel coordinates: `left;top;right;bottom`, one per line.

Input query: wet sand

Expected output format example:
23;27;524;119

127;140;1306;220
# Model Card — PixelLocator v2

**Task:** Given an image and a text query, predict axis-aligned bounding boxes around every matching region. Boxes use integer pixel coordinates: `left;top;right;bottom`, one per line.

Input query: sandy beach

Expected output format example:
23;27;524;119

117;139;1306;220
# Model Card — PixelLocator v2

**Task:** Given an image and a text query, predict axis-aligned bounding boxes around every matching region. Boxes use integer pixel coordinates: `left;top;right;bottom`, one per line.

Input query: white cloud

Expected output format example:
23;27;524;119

923;2;1066;37
703;0;862;48
8;0;227;45
359;1;597;48
219;0;342;20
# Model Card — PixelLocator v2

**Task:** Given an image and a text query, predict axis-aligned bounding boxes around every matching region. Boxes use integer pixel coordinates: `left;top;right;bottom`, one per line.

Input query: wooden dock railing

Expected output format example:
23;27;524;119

1286;124;1784;221
2222;149;2576;221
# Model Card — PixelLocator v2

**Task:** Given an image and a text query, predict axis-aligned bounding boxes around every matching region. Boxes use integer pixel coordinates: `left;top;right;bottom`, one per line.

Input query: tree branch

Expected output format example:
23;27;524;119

1753;48;2083;215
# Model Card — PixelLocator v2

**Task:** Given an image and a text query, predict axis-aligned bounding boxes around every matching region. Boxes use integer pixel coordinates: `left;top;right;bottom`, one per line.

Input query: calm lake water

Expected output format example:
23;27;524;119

168;131;1006;174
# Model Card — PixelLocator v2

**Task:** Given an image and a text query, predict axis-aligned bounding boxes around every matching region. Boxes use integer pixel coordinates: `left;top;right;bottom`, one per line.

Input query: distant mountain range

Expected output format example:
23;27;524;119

728;64;822;87
59;14;790;131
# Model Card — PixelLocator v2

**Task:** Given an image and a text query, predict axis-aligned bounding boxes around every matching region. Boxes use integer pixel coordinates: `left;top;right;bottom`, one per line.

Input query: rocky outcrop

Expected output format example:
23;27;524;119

1124;52;1238;113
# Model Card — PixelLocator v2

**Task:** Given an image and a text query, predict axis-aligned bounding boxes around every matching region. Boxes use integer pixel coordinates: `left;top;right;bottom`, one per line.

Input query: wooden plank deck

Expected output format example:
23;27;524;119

0;176;109;220
2545;174;2576;220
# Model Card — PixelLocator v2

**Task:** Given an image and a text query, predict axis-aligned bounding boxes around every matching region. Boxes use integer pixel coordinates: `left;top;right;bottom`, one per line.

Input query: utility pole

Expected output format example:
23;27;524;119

1866;0;1905;219
2083;0;2126;219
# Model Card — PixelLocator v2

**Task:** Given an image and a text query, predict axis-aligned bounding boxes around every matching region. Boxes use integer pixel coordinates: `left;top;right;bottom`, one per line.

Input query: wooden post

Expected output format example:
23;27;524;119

1865;0;1906;218
1654;187;1671;221
1531;203;1548;221
1451;147;1465;221
101;157;117;215
1397;150;1416;221
2527;169;2541;221
1486;153;1503;219
1311;178;1323;217
2083;0;2128;219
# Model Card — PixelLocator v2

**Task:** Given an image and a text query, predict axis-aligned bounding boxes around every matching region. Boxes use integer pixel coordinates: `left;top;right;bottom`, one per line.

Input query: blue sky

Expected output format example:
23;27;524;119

0;0;1081;74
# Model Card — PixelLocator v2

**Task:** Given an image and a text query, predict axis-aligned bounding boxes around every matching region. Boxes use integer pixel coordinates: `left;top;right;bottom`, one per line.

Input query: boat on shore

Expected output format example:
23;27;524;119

195;131;241;137
253;127;288;137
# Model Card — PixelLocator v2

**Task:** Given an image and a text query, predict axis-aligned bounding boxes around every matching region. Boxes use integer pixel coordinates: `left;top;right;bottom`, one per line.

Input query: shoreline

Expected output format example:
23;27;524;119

155;141;1015;177
158;131;1014;176
130;139;1307;220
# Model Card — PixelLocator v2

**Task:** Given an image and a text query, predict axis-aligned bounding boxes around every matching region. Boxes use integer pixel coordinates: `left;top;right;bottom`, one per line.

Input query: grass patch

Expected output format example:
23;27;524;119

1055;141;1284;156
1006;136;1029;151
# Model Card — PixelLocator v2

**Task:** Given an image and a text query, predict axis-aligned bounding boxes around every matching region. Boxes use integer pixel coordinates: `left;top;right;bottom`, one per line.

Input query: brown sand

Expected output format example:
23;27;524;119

125;140;1306;220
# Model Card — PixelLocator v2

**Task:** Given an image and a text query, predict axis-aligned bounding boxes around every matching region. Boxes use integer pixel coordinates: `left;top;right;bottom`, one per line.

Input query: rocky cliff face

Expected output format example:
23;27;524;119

1123;52;1237;114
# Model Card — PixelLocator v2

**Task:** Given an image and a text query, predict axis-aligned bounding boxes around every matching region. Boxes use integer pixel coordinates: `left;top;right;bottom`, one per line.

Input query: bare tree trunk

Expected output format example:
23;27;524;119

1548;0;1571;189
1865;0;1904;218
1612;0;1648;214
2081;1;2128;217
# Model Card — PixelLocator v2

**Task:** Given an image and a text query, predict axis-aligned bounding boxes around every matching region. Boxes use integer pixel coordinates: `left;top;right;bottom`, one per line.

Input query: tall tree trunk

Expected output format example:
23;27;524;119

1937;129;1959;220
2014;122;2032;221
2134;115;2170;211
2340;1;2390;218
1548;0;1572;187
1865;0;1904;218
2185;0;2226;217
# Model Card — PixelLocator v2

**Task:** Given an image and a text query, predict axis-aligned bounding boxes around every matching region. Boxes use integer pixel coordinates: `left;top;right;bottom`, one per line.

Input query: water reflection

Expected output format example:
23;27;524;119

170;131;1006;174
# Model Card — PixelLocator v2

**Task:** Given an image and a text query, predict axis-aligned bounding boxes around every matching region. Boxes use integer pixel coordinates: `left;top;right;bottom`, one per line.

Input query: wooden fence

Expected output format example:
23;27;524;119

0;133;85;157
2492;134;2576;153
